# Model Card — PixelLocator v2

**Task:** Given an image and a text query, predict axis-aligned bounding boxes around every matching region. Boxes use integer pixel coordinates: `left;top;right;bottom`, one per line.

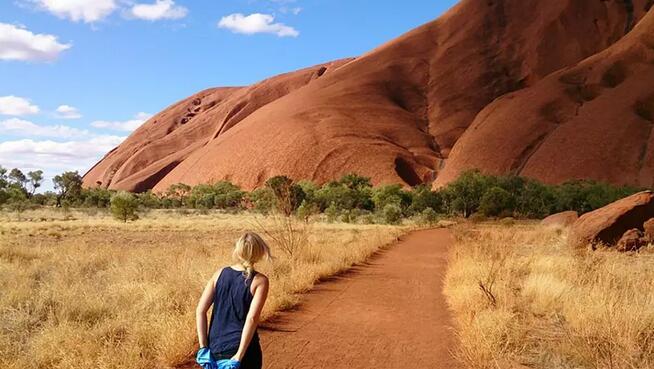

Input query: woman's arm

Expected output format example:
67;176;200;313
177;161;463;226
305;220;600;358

196;269;221;348
232;275;269;361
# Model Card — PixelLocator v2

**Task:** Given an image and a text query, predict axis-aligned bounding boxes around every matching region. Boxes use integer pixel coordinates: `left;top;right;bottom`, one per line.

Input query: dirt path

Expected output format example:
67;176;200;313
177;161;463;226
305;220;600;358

260;228;459;369
181;228;459;369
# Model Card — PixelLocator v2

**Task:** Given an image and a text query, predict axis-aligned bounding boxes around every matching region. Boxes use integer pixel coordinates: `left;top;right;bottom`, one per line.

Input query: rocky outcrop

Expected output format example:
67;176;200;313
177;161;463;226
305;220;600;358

616;228;647;251
541;211;579;228
84;1;654;192
436;5;654;188
569;191;654;249
644;218;654;241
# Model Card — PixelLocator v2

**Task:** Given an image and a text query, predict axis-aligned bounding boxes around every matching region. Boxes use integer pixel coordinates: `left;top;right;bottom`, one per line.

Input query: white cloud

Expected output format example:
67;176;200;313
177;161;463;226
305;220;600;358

280;6;302;15
0;136;123;159
218;13;299;37
0;118;90;138
0;95;40;116
129;0;188;21
33;0;118;23
55;105;82;119
91;112;152;131
0;22;71;62
0;135;126;188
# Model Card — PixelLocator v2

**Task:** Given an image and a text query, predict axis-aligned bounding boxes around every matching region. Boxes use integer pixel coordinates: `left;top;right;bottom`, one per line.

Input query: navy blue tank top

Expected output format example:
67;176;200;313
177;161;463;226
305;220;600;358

208;267;259;354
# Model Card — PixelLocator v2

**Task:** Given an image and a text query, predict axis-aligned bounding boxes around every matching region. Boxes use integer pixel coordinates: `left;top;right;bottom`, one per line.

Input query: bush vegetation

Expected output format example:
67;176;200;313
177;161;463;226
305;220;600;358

110;192;139;222
0;166;644;223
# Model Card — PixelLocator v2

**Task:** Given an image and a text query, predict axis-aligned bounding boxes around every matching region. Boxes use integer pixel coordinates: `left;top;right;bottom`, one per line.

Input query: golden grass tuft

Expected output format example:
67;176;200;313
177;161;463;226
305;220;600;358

0;209;409;369
444;222;654;369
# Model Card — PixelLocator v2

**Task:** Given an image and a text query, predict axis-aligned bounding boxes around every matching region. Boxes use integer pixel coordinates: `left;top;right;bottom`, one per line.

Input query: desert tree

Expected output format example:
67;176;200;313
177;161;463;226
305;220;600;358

166;183;192;207
0;166;8;189
27;170;44;196
479;186;515;217
372;184;411;213
443;170;493;218
8;168;28;189
53;171;83;207
265;176;305;216
110;191;139;222
409;185;443;214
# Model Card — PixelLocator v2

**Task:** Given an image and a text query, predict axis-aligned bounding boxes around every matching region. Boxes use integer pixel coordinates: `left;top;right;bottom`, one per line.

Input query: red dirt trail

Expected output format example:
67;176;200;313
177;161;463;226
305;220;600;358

181;228;460;369
260;228;459;368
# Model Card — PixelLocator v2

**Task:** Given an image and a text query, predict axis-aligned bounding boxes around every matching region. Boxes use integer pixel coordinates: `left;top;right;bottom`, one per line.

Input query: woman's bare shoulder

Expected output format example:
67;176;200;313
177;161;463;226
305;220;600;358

253;272;269;285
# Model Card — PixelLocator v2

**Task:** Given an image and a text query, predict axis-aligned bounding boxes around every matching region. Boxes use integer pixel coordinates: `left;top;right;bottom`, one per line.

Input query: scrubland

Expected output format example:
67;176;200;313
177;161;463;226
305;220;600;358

445;222;654;369
0;209;409;369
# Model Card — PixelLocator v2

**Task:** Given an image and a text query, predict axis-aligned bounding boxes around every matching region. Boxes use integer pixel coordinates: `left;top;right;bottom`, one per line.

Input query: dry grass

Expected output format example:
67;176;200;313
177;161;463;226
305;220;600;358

0;209;409;369
444;221;654;369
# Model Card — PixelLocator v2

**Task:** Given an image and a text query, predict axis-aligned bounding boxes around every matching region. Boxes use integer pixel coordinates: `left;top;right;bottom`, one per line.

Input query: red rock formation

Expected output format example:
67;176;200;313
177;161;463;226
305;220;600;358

616;228;647;251
541;211;579;228
569;191;654;249
437;3;654;187
84;0;653;192
644;217;654;240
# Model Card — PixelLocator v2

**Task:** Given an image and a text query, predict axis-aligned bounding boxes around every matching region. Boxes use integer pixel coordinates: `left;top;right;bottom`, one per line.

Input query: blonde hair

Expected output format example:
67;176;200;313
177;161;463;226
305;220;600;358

232;232;271;279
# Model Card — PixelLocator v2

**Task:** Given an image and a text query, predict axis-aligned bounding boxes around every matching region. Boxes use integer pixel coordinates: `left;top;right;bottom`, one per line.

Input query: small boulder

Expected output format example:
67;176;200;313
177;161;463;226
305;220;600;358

616;229;646;252
541;211;579;227
644;218;654;242
569;191;654;249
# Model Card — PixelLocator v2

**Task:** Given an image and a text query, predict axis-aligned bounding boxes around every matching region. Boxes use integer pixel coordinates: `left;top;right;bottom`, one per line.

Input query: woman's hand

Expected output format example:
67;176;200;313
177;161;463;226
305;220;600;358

230;352;243;362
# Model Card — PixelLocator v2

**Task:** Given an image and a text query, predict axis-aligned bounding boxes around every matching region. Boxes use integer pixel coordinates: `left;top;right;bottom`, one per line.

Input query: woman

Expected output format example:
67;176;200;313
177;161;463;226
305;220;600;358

196;232;271;369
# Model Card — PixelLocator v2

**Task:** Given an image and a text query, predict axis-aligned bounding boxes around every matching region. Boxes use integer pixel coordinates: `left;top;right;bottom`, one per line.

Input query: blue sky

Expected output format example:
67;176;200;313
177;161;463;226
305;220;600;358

0;0;457;190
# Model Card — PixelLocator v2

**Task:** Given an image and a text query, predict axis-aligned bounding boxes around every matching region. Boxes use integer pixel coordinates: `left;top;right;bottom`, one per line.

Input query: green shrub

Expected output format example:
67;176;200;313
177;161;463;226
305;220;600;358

213;181;244;208
339;210;355;223
444;170;495;217
315;174;373;211
382;203;403;224
200;193;216;209
265;176;305;215
325;202;339;222
421;207;439;225
248;188;276;214
53;171;83;207
5;186;27;205
0;189;8;206
479;186;515;217
188;184;214;209
166;183;191;207
160;197;175;209
187;181;244;210
7;198;30;213
372;184;411;213
554;180;640;214
359;213;376;224
297;180;319;204
296;200;319;223
30;192;56;206
82;188;113;208
409;185;443;214
110;192;139;222
337;173;374;209
515;179;556;218
137;191;161;208
316;182;351;210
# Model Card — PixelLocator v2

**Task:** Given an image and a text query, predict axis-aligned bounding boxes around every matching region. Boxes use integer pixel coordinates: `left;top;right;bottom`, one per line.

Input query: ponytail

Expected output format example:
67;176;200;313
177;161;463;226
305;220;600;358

232;232;272;279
